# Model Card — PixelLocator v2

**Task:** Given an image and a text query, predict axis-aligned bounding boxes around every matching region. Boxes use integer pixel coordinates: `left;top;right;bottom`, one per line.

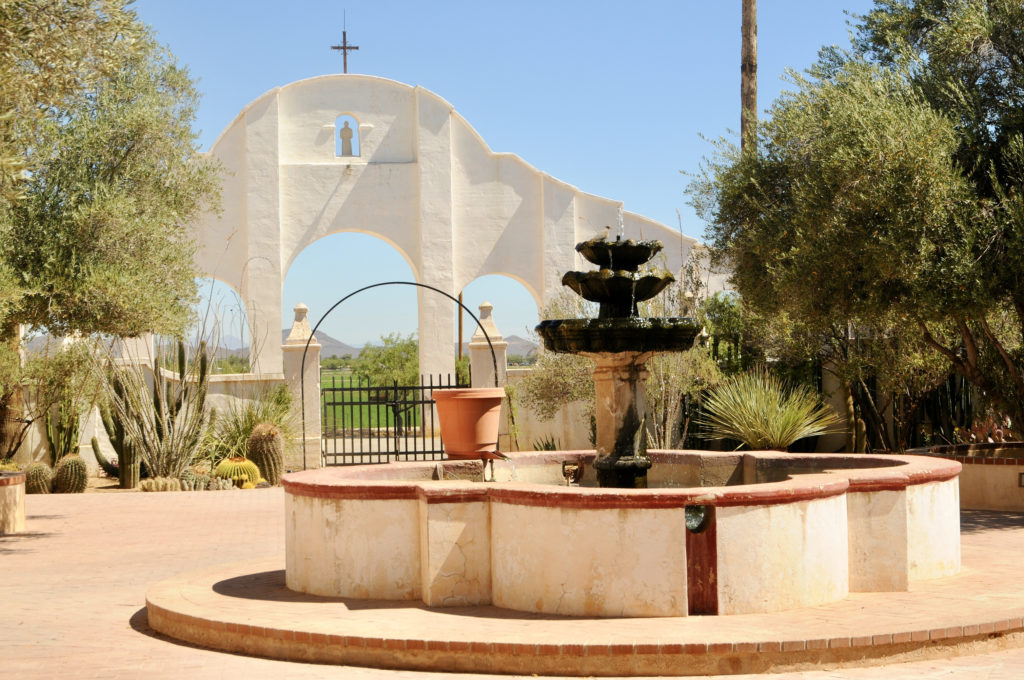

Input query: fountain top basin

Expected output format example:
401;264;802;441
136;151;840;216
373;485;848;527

576;234;663;272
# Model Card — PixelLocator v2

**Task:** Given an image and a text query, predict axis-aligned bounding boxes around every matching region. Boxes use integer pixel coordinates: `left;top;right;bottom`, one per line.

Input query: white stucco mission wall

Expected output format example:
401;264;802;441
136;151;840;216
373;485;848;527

193;75;700;376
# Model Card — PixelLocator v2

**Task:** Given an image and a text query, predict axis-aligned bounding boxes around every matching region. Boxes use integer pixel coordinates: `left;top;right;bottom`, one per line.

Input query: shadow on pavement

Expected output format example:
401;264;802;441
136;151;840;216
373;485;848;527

960;509;1024;534
210;570;595;621
0;530;51;553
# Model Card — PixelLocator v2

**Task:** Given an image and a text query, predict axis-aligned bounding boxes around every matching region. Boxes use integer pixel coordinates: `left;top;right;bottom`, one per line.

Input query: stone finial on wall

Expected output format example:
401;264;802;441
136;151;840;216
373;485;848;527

284;303;317;346
281;303;322;470
468;302;508;388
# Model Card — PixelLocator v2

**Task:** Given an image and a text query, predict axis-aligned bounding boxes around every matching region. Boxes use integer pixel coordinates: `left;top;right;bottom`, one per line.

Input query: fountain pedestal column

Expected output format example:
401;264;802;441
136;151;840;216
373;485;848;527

589;351;654;488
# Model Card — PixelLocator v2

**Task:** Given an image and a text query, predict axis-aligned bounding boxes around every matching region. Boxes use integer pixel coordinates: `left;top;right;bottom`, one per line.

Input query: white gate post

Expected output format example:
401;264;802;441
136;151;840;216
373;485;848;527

468;302;508;388
282;303;322;470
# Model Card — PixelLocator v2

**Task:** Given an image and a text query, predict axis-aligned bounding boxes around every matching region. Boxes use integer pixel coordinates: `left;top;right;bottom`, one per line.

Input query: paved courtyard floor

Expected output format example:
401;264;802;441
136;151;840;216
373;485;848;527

5;487;1024;678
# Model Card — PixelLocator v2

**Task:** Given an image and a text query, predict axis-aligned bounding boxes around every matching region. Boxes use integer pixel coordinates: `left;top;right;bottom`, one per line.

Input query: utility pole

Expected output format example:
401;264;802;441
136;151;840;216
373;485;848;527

741;0;757;152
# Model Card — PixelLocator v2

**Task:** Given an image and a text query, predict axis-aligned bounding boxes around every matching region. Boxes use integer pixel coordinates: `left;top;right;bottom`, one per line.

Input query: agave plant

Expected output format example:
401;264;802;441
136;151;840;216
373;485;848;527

699;367;841;451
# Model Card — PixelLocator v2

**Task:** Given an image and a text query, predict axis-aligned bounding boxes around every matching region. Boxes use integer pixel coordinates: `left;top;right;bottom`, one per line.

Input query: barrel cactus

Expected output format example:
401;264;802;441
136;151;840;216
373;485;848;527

53;454;88;493
247;422;284;485
25;462;52;494
214;457;260;488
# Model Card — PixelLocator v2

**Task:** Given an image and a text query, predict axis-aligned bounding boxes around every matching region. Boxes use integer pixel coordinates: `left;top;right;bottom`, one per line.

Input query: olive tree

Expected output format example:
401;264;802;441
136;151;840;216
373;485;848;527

0;2;219;458
690;0;1024;435
351;333;420;386
3;34;219;339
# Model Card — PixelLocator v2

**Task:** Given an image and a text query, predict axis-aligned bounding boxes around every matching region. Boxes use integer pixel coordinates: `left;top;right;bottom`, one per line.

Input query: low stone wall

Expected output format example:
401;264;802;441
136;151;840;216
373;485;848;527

911;443;1024;512
283;451;960;618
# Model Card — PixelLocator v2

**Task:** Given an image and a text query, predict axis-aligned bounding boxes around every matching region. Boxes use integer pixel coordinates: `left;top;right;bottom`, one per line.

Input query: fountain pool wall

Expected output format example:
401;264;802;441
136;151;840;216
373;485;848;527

283;451;960;617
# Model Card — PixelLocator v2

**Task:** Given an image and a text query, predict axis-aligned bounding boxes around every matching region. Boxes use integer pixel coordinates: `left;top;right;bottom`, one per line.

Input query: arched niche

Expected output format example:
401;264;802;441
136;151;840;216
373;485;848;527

334;114;360;158
282;231;420;356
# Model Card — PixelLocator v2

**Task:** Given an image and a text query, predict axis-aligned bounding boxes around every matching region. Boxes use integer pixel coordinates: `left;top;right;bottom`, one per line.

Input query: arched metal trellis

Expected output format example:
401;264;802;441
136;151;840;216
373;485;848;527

299;281;500;469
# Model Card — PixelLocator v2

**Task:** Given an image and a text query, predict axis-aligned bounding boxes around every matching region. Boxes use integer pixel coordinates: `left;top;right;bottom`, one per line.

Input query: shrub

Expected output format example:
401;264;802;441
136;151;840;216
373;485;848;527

204;384;293;465
699;367;841;451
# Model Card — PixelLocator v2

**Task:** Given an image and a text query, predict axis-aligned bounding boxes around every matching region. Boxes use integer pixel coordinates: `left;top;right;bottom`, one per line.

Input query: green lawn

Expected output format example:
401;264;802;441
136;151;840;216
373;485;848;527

320;372;427;433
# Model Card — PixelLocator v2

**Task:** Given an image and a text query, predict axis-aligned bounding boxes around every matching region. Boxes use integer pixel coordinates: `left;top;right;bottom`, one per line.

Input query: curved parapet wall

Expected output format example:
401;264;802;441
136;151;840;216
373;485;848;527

192;74;707;376
282;451;960;617
912;442;1024;512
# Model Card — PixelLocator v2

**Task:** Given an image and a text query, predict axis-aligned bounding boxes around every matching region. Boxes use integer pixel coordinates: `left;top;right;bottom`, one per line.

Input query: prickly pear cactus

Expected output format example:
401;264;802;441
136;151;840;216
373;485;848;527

53;454;88;493
247;422;284;485
25;462;53;494
214;457;261;488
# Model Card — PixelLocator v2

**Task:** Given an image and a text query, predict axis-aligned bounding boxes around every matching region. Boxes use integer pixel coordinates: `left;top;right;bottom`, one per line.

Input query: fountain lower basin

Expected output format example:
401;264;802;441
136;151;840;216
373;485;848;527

282;451;961;617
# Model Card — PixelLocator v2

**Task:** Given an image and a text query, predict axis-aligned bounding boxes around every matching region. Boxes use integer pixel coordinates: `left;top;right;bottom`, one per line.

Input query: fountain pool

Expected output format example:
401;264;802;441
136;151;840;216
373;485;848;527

283;449;960;617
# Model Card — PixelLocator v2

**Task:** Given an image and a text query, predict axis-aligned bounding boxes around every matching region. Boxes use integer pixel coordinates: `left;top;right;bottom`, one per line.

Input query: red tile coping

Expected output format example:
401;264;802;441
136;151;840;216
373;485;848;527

0;471;25;486
282;451;960;510
908;442;1024;466
951;455;1024;466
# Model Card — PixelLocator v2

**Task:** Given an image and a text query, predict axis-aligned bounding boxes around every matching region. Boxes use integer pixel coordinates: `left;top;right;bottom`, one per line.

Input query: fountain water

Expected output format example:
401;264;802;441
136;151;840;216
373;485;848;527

536;233;700;487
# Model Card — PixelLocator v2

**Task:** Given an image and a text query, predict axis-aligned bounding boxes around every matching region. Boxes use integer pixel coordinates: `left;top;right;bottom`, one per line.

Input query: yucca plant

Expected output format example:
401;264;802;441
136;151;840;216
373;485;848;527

699;367;841;451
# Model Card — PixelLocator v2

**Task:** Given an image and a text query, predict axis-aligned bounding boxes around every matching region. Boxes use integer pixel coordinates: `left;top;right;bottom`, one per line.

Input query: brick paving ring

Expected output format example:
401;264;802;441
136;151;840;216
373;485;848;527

145;450;1024;675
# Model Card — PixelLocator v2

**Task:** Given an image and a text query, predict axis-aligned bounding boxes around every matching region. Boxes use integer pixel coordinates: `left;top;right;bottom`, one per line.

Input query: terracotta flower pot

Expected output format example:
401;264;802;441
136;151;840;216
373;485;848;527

433;387;504;460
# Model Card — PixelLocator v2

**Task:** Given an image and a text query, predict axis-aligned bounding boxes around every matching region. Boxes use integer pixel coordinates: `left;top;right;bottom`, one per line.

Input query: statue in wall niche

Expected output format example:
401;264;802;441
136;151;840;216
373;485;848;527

339;121;355;156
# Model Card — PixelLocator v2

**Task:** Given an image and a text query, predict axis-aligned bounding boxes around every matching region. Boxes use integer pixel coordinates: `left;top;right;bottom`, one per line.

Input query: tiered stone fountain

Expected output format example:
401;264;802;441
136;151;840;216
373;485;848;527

144;233;965;676
536;233;700;487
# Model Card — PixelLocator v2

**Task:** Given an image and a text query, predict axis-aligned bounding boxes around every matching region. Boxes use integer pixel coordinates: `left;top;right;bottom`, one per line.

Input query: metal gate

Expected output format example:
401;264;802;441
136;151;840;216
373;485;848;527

320;372;468;465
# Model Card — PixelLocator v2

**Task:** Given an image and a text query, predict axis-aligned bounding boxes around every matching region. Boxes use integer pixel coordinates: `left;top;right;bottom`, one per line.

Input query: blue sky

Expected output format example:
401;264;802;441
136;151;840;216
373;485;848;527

133;0;876;348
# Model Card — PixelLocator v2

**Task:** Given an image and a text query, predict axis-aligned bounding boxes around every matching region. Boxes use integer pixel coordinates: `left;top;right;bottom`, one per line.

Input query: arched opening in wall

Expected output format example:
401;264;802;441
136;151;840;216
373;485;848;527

193;277;251;374
283;231;418;372
335;114;359;158
457;274;540;368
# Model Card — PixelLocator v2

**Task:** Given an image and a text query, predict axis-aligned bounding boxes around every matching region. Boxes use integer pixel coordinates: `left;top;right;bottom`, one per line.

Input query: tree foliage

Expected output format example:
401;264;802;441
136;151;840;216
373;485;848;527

690;1;1024;435
351;333;420;386
0;1;220;459
2;30;219;339
517;291;596;424
0;0;141;200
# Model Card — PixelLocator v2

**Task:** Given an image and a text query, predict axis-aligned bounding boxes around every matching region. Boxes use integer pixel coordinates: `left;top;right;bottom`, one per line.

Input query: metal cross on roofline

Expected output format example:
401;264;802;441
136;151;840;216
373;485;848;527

329;23;359;74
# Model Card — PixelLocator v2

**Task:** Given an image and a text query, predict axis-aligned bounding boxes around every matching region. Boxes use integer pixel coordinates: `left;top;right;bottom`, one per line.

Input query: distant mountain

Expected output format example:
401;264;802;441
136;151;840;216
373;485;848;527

23;329;534;363
281;329;361;358
458;334;537;358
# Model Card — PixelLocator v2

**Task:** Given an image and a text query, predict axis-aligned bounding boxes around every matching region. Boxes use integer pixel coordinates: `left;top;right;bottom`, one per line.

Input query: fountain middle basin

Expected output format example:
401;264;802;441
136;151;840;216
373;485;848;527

282;451;960;617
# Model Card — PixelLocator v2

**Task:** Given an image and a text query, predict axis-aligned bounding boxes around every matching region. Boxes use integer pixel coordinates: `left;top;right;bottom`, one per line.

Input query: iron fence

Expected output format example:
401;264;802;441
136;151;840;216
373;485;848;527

320;372;468;465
